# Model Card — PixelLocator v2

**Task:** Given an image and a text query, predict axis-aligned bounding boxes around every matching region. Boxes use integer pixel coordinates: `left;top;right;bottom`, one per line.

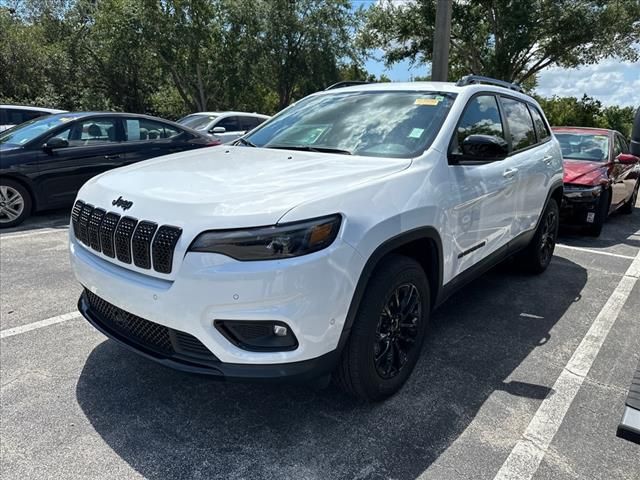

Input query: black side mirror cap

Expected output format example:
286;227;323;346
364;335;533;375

43;137;69;151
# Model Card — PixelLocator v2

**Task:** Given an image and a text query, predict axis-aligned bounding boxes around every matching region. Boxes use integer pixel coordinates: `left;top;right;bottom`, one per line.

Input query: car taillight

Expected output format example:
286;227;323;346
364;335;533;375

207;140;222;147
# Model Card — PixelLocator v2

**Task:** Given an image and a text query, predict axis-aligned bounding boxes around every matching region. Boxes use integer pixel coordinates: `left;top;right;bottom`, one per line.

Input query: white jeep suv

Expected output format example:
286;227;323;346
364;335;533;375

69;76;563;401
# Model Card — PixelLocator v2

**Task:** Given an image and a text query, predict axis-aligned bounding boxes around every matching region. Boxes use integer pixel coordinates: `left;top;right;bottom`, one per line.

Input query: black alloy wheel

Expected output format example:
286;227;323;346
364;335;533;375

374;283;422;379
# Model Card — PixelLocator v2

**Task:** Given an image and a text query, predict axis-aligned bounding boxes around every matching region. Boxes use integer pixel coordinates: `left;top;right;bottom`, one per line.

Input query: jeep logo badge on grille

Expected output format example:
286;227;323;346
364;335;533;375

112;196;133;211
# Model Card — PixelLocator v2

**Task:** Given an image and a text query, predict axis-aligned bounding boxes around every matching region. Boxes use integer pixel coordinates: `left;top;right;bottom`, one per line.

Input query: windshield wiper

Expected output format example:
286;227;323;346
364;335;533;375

264;144;352;155
235;137;257;147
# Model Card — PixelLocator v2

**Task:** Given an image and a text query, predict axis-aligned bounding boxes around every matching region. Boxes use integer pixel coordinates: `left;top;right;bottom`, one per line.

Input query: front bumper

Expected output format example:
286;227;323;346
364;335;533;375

70;233;364;373
560;185;602;223
78;291;340;381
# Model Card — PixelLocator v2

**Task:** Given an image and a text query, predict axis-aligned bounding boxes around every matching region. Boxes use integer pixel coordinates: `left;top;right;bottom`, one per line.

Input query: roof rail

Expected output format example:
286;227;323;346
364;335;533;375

324;81;371;91
455;75;523;93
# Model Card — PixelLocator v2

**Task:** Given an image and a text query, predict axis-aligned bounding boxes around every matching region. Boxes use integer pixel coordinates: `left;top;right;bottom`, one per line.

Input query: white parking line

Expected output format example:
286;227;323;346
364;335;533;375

493;250;640;480
556;243;635;260
0;312;81;339
0;228;68;240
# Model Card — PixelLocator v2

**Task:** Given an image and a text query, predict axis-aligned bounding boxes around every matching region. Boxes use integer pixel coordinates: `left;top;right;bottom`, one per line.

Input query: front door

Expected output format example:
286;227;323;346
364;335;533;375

446;94;518;278
33;117;128;207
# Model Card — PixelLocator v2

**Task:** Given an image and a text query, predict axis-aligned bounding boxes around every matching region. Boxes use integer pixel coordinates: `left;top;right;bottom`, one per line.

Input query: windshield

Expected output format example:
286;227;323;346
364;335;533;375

556;132;610;162
0;114;76;146
245;90;456;158
178;114;217;130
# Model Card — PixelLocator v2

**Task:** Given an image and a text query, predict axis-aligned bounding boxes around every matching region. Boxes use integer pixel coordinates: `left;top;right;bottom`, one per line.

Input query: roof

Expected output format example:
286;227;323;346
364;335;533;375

187;111;270;118
1;105;66;113
552;127;613;135
316;81;539;104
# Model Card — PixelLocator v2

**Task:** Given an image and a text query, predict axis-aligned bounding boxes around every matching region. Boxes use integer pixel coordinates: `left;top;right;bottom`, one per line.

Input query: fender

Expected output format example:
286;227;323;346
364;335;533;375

335;226;443;352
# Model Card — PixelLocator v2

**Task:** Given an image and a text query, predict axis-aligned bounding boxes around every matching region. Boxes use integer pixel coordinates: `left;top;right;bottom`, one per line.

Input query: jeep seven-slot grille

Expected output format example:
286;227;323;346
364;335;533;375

72;200;182;274
84;290;218;363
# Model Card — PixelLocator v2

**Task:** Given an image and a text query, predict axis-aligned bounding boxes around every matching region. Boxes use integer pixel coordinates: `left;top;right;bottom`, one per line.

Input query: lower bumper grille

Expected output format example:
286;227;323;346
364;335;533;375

83;289;219;365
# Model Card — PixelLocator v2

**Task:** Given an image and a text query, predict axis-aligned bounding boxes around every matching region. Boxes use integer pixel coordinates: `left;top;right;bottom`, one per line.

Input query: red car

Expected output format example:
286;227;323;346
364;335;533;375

553;127;640;236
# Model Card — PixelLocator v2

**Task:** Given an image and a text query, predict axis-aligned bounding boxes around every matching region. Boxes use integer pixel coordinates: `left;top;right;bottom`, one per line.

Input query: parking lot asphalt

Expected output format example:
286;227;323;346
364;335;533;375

1;204;639;480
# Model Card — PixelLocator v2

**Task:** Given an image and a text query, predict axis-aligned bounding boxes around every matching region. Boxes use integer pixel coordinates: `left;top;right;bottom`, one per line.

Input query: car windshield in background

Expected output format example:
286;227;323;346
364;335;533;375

178;114;217;130
0;114;76;146
245;91;456;158
556;133;609;162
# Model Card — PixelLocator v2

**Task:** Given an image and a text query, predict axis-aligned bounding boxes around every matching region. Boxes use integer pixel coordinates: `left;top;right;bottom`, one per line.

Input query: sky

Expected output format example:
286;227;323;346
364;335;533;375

357;1;640;108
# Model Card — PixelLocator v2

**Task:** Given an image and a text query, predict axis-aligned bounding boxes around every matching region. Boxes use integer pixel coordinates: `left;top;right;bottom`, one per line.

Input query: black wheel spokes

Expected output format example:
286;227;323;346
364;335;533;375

374;283;422;379
539;210;557;264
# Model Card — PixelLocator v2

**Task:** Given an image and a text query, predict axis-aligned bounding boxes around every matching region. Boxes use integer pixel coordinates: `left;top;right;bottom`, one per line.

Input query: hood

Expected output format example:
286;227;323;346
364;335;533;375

0;143;21;152
79;146;411;230
563;159;609;186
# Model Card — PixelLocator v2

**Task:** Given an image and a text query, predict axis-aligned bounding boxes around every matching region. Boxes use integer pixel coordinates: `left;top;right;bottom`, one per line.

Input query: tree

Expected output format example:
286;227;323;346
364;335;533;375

261;0;360;109
363;0;640;83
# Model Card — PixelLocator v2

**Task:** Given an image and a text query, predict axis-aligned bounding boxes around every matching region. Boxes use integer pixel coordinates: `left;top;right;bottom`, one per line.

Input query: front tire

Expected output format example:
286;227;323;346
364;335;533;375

0;179;31;228
620;180;639;215
334;255;430;402
585;188;610;236
518;198;559;274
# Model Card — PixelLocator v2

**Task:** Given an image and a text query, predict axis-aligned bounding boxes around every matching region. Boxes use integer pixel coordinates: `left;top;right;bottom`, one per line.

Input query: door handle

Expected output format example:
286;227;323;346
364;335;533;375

104;154;121;160
503;168;518;178
541;155;554;164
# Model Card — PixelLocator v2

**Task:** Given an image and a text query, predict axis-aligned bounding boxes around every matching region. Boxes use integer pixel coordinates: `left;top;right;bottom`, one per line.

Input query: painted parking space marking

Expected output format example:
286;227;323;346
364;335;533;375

0;312;81;339
556;243;636;260
493;249;640;480
0;228;68;240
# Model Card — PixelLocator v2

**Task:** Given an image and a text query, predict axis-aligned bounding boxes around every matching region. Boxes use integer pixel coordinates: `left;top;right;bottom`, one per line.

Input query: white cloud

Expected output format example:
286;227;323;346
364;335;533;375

536;59;640;107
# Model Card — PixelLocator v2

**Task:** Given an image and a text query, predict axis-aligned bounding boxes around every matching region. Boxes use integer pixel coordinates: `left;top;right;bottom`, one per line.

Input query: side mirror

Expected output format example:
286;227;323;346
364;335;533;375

458;134;509;161
617;153;640;165
43;137;69;151
210;126;226;134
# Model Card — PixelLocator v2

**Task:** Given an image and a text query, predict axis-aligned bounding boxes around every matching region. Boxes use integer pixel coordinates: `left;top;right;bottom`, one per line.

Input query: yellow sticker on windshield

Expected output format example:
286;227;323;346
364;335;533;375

415;98;439;106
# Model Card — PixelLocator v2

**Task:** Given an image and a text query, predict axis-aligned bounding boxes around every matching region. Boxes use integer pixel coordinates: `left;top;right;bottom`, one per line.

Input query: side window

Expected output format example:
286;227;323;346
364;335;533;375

528;106;550;142
613;135;624;156
216;116;240;132
55;119;119;146
240;116;263;131
124;119;182;141
619;136;629;153
501;97;536;151
22;110;47;122
452;95;505;154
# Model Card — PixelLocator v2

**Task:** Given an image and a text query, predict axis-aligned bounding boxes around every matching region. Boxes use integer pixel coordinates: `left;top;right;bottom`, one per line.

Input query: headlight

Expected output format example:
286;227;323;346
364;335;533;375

564;185;602;199
188;214;342;260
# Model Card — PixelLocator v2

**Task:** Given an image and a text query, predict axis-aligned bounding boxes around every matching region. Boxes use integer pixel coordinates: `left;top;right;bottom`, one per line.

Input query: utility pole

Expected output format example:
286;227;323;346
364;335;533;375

431;0;452;81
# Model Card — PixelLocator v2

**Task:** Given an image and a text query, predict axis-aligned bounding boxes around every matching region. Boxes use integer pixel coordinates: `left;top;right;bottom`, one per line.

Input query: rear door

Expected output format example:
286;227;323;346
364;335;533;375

212;116;244;143
498;97;555;236
447;93;519;276
121;118;198;164
33;117;128;207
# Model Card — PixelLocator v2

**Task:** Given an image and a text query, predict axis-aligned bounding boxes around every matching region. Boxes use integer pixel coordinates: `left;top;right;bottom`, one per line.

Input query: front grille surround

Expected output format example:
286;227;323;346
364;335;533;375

72;200;181;274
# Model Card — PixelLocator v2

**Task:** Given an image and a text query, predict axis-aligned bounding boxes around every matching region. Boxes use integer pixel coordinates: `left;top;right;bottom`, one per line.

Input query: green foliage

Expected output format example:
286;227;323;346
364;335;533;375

363;0;640;83
0;0;363;117
537;95;637;137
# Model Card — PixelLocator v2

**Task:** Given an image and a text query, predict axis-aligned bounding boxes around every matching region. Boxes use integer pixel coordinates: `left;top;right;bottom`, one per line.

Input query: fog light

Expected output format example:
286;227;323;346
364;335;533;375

214;320;298;351
273;325;288;337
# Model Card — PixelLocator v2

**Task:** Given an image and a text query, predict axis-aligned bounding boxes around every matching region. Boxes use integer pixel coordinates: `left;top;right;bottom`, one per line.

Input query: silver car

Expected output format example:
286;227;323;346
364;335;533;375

177;111;270;143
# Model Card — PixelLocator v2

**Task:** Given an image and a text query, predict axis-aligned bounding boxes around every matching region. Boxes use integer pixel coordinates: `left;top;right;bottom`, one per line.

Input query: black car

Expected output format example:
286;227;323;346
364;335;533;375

0;112;220;227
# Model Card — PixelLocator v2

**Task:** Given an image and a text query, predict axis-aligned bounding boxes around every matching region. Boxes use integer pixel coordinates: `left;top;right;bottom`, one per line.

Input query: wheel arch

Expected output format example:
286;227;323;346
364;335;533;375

337;227;443;352
0;174;37;212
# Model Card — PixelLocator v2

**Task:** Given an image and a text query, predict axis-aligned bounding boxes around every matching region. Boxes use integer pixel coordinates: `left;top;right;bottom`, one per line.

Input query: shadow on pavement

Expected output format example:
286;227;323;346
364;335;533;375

76;258;587;480
0;208;70;235
559;204;640;250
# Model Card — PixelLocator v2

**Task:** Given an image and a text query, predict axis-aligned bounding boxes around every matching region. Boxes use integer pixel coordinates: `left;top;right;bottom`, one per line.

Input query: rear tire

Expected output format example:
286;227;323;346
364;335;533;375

334;255;430;402
620;180;639;215
585;188;610;237
518;198;559;274
0;179;31;228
